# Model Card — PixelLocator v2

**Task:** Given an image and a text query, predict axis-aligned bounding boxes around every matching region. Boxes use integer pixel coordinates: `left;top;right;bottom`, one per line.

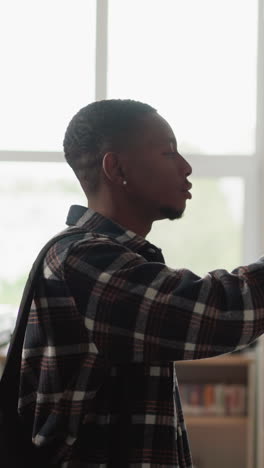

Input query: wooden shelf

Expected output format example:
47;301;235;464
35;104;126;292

186;416;248;426
175;354;255;367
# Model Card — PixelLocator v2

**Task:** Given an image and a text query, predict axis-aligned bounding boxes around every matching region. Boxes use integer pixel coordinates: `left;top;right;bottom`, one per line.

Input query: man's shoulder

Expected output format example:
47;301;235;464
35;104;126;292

53;228;127;251
45;228;132;267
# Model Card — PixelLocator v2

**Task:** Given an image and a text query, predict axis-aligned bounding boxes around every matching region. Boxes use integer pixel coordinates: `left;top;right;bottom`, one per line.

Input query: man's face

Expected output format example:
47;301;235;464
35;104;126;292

122;113;192;221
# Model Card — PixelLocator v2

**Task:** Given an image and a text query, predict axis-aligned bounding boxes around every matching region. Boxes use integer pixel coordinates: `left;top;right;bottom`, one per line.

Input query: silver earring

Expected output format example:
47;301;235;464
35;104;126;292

123;180;127;186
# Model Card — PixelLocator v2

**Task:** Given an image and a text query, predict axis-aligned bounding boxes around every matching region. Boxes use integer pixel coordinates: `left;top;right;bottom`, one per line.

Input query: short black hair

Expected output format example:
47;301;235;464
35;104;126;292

63;99;156;194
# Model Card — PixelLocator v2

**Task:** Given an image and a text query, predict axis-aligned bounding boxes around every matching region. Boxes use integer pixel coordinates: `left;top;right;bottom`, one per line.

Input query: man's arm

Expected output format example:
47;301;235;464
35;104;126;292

19;235;264;454
64;237;264;363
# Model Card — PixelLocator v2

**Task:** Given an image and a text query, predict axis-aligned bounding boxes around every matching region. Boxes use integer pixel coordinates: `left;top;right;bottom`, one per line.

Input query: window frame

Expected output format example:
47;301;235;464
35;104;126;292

1;0;264;461
0;0;263;265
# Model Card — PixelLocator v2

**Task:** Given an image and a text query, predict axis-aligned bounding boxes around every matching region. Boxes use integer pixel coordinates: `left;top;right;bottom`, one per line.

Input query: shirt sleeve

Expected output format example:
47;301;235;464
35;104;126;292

19;234;264;456
63;237;264;363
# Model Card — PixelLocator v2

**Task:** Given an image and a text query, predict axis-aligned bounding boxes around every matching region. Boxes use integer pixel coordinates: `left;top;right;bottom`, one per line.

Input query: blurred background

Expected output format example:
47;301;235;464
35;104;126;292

0;1;264;466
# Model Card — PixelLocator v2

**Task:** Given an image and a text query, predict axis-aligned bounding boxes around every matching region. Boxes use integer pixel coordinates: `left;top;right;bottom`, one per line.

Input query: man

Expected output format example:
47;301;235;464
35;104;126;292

19;99;264;467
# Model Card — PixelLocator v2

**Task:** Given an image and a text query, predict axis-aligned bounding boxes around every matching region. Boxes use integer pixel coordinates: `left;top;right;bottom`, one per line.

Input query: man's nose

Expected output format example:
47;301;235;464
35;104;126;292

181;155;192;176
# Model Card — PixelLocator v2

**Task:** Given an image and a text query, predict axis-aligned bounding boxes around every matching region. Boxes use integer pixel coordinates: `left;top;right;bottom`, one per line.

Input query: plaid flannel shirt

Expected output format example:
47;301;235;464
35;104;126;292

19;205;264;467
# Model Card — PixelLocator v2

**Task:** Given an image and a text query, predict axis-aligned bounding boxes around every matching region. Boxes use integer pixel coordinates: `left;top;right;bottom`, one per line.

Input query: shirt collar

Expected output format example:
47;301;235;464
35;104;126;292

66;205;164;263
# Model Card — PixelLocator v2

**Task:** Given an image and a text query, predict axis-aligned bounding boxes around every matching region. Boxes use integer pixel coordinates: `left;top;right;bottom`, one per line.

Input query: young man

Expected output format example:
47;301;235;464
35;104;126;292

19;99;264;467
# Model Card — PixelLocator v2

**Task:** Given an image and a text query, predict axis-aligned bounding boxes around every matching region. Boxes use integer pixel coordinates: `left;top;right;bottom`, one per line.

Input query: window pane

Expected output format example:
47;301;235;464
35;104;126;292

108;0;257;155
147;178;244;276
0;0;96;151
0;162;86;318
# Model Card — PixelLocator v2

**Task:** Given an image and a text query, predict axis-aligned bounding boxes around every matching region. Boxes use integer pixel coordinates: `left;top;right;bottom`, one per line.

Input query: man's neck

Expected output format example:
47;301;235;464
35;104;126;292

88;198;152;238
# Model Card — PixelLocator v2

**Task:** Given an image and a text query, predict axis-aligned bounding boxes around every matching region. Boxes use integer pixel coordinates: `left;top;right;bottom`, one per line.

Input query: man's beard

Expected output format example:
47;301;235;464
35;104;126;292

159;206;184;220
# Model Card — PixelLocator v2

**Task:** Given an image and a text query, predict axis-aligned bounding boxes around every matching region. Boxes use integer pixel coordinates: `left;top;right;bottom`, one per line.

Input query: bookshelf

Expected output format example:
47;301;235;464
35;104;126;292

175;353;256;468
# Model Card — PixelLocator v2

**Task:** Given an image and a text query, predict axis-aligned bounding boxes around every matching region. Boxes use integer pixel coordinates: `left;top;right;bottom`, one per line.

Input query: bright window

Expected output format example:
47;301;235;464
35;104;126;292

0;0;96;151
148;178;244;276
107;0;258;155
0;162;85;308
0;0;263;345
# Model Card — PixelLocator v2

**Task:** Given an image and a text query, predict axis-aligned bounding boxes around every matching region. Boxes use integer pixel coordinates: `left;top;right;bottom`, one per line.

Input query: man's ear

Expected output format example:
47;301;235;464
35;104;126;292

102;152;125;186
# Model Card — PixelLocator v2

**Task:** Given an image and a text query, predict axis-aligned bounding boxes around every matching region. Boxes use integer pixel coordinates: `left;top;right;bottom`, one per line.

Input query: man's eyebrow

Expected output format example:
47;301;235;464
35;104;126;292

159;137;177;146
157;137;178;150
